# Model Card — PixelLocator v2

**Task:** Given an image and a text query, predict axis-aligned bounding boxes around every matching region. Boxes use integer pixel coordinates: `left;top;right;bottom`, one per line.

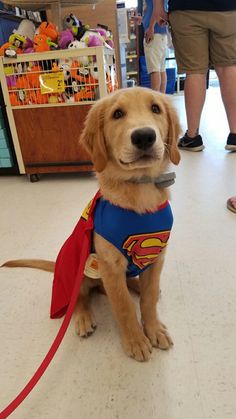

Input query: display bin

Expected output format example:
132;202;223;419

0;46;116;180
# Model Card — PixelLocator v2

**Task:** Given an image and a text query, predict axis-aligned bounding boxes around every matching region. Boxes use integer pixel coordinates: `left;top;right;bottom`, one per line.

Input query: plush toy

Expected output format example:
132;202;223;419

59;29;74;49
27;64;41;88
33;34;57;52
63;13;89;40
57;60;78;102
39;22;58;43
9;92;21;106
9;33;27;51
68;40;90;66
74;88;95;102
6;75;17;90
0;42;11;56
79;29;113;50
90;66;99;83
33;34;50;52
31;91;48;105
63;13;82;36
95;27;107;41
87;34;103;47
16;75;28;90
14;19;35;41
23;38;34;53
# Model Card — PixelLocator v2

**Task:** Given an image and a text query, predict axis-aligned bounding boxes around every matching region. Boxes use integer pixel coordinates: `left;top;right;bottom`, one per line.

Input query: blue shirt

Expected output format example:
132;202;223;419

94;198;173;277
143;0;168;34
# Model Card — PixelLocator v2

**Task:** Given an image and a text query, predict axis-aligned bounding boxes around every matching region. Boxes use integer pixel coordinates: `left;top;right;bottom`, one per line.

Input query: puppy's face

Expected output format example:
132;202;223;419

80;87;181;174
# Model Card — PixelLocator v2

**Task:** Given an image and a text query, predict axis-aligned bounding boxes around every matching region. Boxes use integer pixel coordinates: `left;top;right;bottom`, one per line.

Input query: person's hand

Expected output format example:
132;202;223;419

159;11;168;26
145;26;154;43
131;14;142;25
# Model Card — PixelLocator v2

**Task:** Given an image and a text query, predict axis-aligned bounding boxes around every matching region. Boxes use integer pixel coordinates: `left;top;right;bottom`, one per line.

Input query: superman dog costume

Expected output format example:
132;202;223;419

50;191;173;319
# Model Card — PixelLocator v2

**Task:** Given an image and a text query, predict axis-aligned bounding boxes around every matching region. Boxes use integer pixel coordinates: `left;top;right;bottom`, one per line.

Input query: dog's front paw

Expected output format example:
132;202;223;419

144;321;173;350
122;332;152;362
75;311;97;338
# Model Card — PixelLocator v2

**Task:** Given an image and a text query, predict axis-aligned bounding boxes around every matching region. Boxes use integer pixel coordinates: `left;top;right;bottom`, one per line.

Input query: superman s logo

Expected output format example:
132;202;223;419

122;231;170;270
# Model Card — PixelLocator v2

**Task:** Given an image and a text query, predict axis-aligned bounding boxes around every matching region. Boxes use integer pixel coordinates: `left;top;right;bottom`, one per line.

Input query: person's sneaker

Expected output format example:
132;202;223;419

225;133;236;151
178;132;205;152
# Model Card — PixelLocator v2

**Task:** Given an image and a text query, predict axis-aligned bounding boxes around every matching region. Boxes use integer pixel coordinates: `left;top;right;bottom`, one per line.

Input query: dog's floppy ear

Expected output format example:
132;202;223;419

163;98;181;165
80;99;108;172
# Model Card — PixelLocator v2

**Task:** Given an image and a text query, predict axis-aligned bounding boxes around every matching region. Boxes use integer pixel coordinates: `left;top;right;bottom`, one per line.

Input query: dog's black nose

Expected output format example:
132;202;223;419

131;128;156;150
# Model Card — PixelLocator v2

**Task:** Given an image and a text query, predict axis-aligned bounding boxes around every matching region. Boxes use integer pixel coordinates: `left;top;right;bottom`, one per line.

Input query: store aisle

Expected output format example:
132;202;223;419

0;87;235;419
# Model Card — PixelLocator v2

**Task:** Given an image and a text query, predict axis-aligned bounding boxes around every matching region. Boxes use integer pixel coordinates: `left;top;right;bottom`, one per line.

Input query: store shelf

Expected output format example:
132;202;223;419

4;1;101;10
0;47;117;177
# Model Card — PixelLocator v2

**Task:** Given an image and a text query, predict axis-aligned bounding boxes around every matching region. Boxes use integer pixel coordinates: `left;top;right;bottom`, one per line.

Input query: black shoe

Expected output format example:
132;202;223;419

225;133;236;151
178;132;205;152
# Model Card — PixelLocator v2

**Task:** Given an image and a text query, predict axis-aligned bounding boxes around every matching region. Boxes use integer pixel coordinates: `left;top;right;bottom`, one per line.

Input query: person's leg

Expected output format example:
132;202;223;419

160;71;167;93
209;11;236;150
169;11;209;150
184;72;207;137
144;34;164;92
150;71;161;91
215;65;236;133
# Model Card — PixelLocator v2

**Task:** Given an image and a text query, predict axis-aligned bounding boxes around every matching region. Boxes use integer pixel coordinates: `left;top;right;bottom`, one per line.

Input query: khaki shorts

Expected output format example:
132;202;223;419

144;33;167;74
169;10;236;74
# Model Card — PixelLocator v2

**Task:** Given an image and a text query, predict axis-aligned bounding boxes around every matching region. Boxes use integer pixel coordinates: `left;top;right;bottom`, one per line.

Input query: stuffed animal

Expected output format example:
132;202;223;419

58;60;79;102
14;19;35;41
9;92;21;106
23;38;34;53
68;40;90;66
31;91;48;105
33;34;50;52
63;13;82;36
63;13;89;40
39;22;58;43
74;88;95;102
59;29;74;49
16;75;28;89
33;34;57;52
9;33;26;52
27;64;41;88
0;43;11;56
6;75;17;90
87;33;103;47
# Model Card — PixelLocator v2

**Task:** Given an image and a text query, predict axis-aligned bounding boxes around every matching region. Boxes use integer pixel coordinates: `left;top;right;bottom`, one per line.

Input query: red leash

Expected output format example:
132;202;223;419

0;246;87;418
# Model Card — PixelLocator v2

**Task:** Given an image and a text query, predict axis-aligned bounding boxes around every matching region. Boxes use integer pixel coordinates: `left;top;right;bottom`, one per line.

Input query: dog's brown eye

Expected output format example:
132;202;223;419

113;109;124;119
152;104;161;114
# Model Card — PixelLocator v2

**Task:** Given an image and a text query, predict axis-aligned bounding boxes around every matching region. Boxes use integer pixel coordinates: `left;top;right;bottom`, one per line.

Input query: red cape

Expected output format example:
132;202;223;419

50;191;101;319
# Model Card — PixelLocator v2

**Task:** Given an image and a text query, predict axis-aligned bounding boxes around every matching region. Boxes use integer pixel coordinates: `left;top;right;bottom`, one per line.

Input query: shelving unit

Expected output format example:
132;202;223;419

0;46;116;180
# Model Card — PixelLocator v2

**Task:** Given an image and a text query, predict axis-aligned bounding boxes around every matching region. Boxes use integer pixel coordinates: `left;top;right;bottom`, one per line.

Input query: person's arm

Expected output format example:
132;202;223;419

145;0;168;43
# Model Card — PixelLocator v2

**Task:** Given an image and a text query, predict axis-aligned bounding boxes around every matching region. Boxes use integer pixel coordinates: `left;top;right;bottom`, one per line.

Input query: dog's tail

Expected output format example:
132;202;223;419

1;259;55;272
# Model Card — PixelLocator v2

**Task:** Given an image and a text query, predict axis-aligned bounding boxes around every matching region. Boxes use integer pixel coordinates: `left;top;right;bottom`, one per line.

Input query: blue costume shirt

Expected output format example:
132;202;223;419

94;198;173;277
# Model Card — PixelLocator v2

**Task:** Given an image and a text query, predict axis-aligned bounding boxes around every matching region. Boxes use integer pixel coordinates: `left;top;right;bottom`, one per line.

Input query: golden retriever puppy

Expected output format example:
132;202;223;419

76;87;181;361
2;87;181;362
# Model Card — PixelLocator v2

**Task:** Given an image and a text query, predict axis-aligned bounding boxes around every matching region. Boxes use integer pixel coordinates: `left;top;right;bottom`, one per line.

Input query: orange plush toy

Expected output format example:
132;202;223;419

9;92;21;106
33;34;50;52
27;65;42;88
16;76;29;90
39;22;58;43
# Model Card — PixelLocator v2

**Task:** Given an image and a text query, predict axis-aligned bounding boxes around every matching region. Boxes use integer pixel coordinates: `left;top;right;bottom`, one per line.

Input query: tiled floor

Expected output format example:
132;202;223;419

0;88;235;419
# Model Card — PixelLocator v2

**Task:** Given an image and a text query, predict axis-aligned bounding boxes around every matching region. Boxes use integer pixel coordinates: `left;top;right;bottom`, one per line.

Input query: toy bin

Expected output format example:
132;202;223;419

0;46;117;181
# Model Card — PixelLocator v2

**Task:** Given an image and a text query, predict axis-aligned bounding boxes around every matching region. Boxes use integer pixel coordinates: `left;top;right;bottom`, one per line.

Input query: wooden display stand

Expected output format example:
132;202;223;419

0;47;116;181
